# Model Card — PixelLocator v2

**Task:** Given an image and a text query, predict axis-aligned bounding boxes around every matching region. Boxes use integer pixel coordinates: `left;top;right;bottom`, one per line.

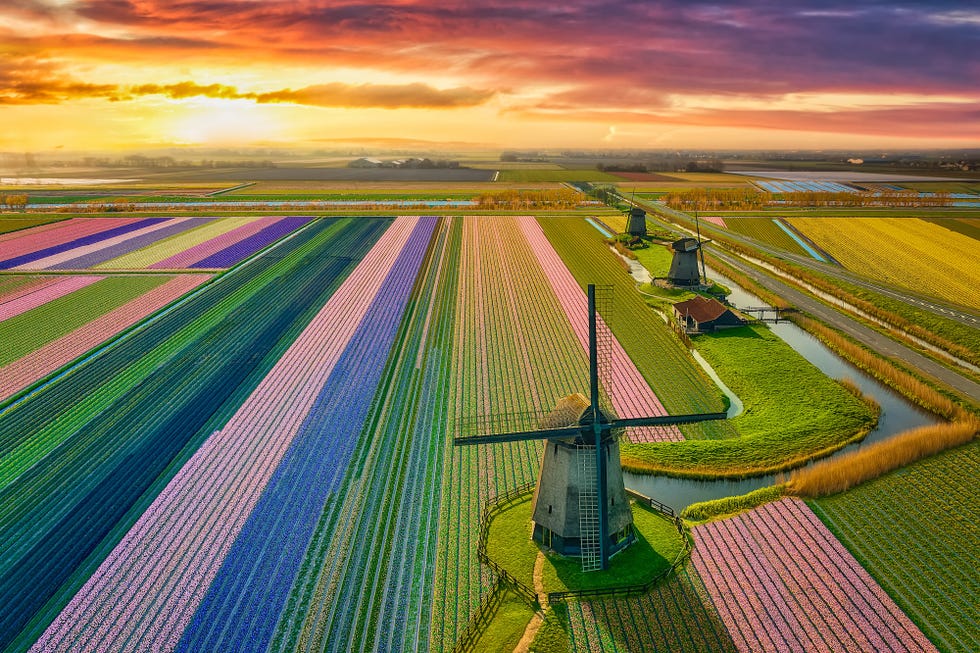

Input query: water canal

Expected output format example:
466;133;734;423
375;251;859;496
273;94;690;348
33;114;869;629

624;265;940;511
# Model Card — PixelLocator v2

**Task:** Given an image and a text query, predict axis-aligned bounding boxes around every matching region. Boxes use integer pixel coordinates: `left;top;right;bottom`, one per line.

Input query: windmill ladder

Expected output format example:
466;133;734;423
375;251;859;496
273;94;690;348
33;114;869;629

577;444;601;572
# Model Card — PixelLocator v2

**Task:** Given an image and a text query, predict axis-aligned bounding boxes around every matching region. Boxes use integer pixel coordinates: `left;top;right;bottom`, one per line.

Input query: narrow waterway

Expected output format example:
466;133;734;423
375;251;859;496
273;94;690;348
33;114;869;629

624;266;940;511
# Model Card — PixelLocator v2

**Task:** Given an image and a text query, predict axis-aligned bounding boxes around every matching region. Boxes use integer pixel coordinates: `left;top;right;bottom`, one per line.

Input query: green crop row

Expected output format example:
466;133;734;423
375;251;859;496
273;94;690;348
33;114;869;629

0;276;168;367
723;217;810;256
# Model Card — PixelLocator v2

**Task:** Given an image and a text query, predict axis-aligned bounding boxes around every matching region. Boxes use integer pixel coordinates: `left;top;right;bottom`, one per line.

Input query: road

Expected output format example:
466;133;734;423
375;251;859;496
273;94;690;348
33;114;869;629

711;249;980;406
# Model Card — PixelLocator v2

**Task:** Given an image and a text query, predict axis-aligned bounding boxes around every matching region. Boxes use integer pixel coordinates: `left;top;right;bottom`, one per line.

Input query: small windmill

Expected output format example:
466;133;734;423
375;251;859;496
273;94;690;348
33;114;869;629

621;188;647;237
455;284;725;571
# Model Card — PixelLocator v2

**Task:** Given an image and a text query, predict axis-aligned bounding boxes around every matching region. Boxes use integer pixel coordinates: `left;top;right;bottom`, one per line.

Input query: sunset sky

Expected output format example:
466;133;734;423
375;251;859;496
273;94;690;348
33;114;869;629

1;1;978;151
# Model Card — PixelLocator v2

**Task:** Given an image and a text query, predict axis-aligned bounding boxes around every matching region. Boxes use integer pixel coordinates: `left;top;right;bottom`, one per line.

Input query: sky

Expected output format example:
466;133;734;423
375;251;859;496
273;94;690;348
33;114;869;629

1;0;978;151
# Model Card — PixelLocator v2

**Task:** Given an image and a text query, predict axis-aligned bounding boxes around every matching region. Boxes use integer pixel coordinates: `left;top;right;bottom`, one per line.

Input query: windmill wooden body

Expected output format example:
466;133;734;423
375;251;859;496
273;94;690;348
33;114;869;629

455;284;725;571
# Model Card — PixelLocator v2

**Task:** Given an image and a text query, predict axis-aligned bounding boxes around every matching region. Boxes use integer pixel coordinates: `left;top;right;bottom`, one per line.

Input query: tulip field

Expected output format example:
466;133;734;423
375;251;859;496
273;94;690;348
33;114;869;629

691;498;937;653
0;213;956;652
0;216;312;270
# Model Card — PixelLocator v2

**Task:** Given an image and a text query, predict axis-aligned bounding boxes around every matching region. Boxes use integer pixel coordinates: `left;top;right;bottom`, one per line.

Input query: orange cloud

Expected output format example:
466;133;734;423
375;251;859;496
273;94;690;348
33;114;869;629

252;83;495;109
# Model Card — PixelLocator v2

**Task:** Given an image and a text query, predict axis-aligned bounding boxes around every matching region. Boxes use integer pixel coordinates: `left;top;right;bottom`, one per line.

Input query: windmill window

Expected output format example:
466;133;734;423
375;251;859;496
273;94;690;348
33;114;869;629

554;444;558;454
548;505;553;514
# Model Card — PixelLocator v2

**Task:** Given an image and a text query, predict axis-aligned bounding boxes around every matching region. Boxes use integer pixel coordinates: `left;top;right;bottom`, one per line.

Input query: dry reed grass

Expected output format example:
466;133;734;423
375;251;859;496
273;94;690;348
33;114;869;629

786;420;979;497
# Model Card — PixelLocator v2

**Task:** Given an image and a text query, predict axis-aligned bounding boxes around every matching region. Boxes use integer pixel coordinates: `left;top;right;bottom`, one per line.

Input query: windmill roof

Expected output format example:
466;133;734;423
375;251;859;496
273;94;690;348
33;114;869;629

673;295;730;322
671;237;700;252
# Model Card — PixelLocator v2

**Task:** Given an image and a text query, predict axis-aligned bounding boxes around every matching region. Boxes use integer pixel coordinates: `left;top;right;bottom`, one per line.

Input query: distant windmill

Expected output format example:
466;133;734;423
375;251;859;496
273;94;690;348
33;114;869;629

621;188;647;237
455;285;725;571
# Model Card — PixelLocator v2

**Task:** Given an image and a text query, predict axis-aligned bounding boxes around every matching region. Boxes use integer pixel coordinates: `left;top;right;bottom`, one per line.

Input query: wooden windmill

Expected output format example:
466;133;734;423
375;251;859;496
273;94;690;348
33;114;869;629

455;285;725;571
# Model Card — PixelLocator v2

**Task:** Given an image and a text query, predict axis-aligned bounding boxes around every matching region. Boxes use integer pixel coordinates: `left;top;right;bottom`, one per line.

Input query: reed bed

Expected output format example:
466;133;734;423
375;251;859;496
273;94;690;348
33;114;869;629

787;421;979;498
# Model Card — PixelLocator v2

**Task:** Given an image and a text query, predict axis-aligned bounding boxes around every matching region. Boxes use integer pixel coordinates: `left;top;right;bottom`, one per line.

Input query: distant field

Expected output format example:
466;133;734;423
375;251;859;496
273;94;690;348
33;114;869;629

497;169;622;182
811;441;980;653
790;217;980;310
722;217;811;256
0;217;67;234
922;217;980;240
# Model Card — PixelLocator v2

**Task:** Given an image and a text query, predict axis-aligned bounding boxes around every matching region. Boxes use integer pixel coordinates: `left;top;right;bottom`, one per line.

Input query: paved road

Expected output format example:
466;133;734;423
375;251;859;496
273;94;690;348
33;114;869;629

711;249;980;406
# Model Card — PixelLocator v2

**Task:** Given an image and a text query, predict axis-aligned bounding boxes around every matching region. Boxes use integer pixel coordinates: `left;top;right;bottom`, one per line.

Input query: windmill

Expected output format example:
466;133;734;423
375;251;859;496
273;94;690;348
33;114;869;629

667;212;712;287
621;188;647;237
454;284;725;571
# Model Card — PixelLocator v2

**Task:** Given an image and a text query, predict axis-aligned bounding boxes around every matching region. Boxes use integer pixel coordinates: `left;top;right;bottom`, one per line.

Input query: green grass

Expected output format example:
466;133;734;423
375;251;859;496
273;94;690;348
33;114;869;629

473;592;536;652
529;605;571;653
809;441;980;653
723;217;811;256
498;169;623;182
620;323;878;477
486;497;685;594
0;276;168;366
681;484;786;522
0;217;67;234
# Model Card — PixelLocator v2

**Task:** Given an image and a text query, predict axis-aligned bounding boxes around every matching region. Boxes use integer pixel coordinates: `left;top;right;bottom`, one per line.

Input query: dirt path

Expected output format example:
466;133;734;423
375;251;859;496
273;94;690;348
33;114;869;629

513;552;548;653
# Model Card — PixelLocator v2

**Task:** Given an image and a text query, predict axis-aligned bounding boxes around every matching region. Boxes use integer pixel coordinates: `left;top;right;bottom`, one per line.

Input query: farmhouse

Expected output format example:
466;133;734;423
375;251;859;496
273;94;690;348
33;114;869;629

673;295;744;333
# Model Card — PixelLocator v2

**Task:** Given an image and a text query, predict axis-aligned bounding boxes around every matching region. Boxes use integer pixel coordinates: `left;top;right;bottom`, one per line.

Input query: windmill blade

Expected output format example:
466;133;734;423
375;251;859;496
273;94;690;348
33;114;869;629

611;411;727;429
453;425;582;446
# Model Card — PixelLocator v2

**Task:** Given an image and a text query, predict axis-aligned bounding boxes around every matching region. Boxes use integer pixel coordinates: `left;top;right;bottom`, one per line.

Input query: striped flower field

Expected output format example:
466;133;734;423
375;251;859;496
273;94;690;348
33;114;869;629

0;213;954;652
691;498;937;653
0;216;312;270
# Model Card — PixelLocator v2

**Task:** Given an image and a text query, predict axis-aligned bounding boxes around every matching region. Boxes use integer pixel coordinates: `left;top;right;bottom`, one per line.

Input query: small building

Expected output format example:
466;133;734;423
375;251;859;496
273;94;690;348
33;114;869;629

673;296;744;333
348;157;383;168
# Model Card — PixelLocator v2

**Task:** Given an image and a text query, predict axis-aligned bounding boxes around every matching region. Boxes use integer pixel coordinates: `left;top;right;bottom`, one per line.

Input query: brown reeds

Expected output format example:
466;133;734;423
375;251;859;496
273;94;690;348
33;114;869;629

792;314;973;420
786;420;979;498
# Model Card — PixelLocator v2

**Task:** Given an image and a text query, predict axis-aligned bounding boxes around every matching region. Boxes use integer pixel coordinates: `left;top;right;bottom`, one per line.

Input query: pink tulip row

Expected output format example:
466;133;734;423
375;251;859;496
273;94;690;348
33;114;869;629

691;498;937;653
703;216;728;228
149;217;283;269
516;216;682;442
0;275;103;323
30;217;423;653
0;218;139;260
13;218;193;270
0;275;210;402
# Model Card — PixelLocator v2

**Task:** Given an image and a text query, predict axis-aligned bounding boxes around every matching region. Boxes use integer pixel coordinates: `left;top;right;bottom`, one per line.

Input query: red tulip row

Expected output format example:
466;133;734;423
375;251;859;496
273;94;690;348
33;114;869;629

691;498;937;652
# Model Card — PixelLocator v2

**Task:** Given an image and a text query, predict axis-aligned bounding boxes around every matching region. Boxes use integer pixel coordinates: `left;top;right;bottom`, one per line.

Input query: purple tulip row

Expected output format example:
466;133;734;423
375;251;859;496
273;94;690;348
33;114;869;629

28;217;424;653
0;275;211;402
176;216;436;651
0;218;138;261
47;217;214;269
517;215;681;442
0;218;166;269
691;498;937;653
189;216;313;268
0;275;103;322
150;217;283;268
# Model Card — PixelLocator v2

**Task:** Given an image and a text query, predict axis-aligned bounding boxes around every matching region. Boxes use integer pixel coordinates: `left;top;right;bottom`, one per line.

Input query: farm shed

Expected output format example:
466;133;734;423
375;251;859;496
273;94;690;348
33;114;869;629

673;296;744;333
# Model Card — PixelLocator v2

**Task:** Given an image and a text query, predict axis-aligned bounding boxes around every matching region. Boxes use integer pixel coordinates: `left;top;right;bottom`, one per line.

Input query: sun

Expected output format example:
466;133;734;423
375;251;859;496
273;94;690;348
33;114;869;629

167;97;282;145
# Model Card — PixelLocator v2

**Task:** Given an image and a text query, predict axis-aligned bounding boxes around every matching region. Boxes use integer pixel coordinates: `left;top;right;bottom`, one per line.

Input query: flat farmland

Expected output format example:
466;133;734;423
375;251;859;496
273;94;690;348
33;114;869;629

789;217;980;310
0;208;968;653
